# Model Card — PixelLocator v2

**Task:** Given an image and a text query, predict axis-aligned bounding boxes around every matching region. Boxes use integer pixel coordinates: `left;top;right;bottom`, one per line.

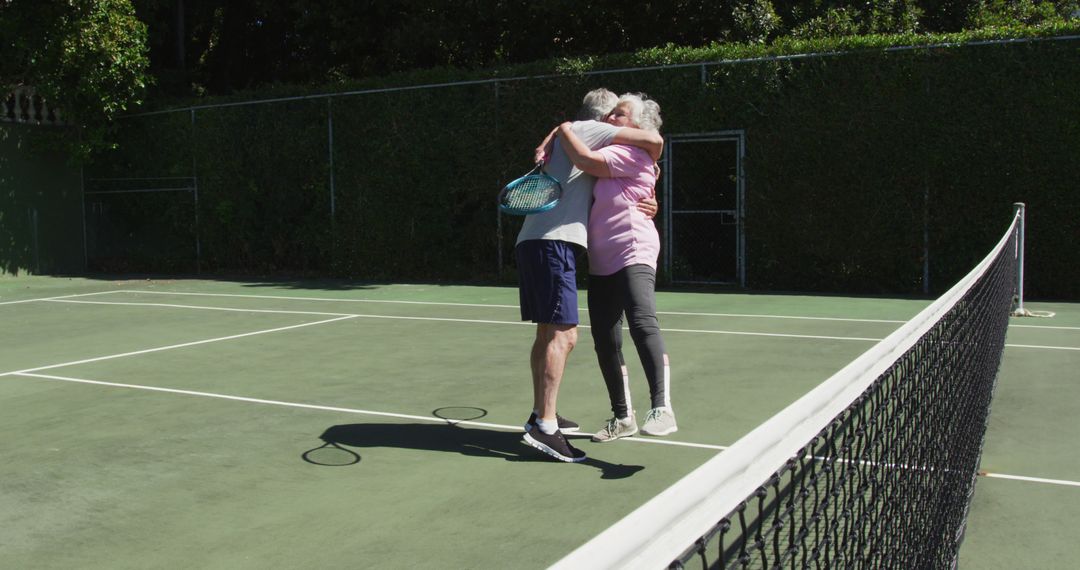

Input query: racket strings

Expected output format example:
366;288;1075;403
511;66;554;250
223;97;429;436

501;176;560;212
505;181;557;208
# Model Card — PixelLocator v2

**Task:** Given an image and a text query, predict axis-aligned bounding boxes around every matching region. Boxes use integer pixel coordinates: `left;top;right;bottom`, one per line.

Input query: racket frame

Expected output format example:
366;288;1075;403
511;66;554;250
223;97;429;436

497;162;563;216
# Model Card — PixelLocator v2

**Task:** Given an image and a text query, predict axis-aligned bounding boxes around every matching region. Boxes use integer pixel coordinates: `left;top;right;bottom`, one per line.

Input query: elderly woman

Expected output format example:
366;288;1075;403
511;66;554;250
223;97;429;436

556;93;677;442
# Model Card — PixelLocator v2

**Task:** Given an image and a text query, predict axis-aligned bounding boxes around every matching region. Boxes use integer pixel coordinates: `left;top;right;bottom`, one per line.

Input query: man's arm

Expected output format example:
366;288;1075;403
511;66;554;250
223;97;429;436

612;128;664;161
534;126;559;164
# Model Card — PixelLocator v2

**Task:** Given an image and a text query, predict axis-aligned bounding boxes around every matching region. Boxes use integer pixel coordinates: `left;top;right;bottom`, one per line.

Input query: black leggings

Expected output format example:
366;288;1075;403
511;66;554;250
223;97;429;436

588;265;670;419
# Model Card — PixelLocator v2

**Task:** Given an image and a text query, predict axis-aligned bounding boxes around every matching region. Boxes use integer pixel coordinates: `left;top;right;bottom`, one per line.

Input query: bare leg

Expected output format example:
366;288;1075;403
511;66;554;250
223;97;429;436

532;323;577;420
530;331;544;413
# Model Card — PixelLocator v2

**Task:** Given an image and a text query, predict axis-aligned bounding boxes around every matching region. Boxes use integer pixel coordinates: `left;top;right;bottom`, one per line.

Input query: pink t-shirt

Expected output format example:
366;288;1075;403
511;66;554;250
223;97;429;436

587;144;660;276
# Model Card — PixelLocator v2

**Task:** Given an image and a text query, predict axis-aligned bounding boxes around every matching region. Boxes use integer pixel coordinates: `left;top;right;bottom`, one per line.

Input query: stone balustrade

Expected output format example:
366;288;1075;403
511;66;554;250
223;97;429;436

2;87;66;125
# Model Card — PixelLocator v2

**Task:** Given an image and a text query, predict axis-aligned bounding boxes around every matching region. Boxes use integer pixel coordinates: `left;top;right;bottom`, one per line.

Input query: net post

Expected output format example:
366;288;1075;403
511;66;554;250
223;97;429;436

1011;202;1025;316
1010;203;1054;318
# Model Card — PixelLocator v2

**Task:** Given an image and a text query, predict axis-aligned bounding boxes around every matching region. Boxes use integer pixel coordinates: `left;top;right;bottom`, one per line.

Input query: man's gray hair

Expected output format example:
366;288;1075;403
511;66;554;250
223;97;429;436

577;88;618;121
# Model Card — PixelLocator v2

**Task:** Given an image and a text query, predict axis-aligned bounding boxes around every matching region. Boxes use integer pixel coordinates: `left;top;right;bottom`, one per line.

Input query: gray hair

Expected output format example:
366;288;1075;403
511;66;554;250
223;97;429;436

618;93;663;132
577;88;618;121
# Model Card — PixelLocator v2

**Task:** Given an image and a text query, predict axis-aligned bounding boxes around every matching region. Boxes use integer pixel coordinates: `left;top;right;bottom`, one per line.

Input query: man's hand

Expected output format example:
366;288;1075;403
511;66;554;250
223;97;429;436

638;197;659;219
534;125;561;165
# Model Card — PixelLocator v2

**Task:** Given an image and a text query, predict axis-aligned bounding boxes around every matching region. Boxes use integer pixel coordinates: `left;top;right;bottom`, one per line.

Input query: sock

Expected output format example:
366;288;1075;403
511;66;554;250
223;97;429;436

536;418;558;434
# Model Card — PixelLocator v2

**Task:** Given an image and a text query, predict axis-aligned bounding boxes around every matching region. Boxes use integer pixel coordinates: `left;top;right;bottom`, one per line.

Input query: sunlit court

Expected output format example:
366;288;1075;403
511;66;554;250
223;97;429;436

0;273;1076;568
4;3;1080;568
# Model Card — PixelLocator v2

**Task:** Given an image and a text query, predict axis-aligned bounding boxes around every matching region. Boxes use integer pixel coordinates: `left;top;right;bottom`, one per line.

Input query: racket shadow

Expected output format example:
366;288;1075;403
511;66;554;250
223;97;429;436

310;423;644;479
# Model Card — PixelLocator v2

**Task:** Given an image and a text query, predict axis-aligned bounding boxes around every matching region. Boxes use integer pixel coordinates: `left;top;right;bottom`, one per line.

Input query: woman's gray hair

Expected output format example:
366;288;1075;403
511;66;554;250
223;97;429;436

618;93;663;132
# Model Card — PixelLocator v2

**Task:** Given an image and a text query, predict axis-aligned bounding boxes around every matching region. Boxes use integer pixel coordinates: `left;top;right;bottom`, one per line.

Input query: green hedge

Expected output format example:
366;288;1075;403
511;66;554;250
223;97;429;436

90;24;1080;298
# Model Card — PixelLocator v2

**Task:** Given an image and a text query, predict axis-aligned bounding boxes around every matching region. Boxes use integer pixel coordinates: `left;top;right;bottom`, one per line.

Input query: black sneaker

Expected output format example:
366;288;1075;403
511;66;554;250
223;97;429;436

522;429;587;463
524;413;580;433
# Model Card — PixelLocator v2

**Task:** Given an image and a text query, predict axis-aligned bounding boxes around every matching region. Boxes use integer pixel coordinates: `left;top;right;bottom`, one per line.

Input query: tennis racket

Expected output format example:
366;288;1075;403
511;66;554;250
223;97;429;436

497;161;562;215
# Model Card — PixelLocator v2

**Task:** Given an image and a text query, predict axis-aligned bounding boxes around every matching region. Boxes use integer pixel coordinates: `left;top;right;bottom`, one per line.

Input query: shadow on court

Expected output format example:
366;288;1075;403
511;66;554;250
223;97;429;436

304;423;645;479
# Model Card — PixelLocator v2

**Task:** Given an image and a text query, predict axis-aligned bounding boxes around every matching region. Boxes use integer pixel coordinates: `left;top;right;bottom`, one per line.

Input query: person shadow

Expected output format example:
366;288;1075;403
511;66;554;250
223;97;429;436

303;421;645;480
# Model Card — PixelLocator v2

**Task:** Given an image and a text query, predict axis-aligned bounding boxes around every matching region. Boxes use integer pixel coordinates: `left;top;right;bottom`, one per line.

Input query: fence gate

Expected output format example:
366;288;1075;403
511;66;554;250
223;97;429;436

662;131;745;285
83;176;201;273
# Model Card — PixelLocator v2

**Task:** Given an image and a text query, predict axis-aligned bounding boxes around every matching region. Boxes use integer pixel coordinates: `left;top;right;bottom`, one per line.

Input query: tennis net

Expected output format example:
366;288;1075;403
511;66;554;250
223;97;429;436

553;207;1022;569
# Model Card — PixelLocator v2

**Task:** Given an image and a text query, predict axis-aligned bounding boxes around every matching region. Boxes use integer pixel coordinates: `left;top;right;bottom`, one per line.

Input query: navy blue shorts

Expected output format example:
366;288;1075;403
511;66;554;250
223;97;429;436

516;240;580;325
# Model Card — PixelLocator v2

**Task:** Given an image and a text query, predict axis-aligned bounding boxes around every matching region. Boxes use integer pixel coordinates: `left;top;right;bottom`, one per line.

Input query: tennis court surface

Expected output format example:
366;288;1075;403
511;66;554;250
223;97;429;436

1;275;1076;568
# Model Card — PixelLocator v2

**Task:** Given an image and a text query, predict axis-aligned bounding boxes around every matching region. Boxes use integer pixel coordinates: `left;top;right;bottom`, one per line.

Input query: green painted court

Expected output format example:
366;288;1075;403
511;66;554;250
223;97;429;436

1;276;1076;568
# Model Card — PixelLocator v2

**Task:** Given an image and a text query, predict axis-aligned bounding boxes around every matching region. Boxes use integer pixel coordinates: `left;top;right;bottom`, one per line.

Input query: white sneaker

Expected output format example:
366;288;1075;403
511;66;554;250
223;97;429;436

591;415;638;442
641;407;678;436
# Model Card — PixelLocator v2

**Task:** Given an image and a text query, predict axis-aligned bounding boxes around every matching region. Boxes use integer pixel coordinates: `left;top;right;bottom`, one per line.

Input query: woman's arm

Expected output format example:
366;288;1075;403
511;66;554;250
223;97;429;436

612;128;664;161
557;122;611;177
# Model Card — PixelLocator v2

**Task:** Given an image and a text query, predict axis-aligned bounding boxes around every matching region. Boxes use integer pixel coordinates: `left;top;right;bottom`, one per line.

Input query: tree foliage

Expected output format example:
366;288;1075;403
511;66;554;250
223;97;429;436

126;0;1080;98
3;0;1077;130
3;1;1078;106
1;0;150;154
967;0;1080;27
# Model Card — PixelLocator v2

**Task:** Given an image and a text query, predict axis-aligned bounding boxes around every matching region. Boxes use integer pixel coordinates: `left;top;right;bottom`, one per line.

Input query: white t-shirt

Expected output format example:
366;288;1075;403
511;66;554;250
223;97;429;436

515;120;619;249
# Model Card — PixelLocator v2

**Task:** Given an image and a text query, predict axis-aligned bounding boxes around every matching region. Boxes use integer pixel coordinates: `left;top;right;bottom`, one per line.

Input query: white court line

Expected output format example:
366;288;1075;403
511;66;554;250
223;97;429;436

664;326;881;342
8;372;1074;483
47;298;887;343
0;315;358;378
7;289;1074;331
1005;343;1080;352
110;290;910;324
48;299;356;317
112;289;1077;330
0;290;118;306
1010;324;1080;331
9;371;726;451
113;289;522;309
661;311;904;323
4;299;1073;481
47;298;1079;349
45;298;537;328
980;471;1080;487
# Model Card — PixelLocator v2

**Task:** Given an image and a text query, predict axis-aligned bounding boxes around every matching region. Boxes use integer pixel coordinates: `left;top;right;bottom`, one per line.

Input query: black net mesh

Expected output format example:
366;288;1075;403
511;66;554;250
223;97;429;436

672;218;1017;569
